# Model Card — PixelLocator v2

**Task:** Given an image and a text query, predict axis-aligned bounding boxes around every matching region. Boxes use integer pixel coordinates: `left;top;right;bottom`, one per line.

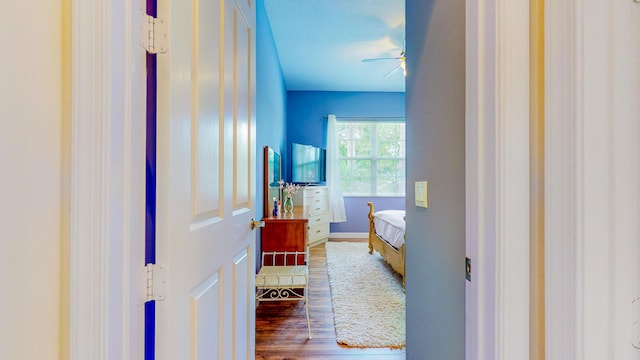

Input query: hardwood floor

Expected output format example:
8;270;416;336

255;239;406;359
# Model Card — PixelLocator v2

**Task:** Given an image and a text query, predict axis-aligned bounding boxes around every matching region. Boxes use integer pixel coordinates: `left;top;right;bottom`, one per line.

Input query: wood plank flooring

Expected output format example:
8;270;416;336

255;239;406;359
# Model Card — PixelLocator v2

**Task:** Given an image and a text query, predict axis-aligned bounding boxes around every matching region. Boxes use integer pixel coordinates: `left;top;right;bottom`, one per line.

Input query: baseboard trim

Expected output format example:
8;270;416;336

329;232;368;239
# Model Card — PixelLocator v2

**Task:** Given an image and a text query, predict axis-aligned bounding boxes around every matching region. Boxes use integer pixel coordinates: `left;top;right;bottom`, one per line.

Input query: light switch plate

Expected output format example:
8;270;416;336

415;181;428;208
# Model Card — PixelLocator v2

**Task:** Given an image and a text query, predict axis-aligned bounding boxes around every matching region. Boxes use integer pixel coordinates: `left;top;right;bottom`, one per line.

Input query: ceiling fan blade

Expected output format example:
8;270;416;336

361;57;402;62
382;64;402;79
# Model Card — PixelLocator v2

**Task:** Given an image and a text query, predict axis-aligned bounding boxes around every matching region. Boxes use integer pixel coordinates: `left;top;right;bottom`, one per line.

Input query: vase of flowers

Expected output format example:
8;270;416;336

283;196;294;213
278;180;300;213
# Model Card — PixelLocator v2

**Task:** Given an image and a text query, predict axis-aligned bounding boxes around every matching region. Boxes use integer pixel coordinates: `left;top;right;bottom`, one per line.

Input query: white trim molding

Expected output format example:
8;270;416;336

329;232;368;239
70;0;145;359
70;0;110;357
546;0;640;359
494;1;531;358
544;0;578;357
466;0;531;358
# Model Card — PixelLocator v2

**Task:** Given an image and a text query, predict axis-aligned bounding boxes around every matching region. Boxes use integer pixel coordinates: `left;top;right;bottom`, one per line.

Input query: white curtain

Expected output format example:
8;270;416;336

326;114;347;223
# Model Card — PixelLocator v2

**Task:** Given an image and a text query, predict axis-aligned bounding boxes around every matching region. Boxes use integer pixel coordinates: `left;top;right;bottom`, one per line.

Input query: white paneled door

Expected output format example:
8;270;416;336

155;0;256;359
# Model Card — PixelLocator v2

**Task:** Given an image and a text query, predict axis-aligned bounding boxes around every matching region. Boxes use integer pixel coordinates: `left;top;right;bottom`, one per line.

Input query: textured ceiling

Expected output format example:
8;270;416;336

264;0;405;92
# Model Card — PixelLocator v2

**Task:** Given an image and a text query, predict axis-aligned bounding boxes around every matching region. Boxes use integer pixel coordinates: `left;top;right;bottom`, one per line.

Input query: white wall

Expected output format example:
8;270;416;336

0;1;65;358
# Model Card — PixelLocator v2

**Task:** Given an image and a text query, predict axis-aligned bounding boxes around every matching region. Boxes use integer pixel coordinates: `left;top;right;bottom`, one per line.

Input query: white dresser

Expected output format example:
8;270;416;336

293;186;330;247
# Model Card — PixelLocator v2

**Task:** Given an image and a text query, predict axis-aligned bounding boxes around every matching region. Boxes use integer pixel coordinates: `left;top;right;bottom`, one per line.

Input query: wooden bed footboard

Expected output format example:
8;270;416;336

367;202;406;286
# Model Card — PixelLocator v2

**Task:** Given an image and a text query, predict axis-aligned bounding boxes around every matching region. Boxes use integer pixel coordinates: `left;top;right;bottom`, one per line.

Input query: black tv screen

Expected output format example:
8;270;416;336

291;143;326;184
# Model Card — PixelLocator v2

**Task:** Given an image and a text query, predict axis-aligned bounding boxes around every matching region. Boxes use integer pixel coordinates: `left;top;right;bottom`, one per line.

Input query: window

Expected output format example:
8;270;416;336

337;120;405;196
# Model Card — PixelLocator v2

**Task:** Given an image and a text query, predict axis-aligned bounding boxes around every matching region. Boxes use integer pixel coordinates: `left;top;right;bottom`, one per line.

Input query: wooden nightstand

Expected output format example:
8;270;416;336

261;208;308;265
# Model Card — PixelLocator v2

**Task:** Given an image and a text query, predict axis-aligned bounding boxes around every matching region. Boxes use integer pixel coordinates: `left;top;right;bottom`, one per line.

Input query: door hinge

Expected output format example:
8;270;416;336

144;263;167;303
141;12;168;54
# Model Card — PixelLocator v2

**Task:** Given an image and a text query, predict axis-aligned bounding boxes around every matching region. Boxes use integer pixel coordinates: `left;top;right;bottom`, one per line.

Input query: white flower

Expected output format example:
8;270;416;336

278;180;300;197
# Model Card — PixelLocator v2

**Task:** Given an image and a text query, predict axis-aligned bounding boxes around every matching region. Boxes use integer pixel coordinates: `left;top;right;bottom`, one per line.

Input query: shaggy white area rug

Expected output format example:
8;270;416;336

325;241;406;348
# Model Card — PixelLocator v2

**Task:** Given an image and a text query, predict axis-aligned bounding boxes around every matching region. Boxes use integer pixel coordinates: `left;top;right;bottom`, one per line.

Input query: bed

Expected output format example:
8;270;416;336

367;202;405;286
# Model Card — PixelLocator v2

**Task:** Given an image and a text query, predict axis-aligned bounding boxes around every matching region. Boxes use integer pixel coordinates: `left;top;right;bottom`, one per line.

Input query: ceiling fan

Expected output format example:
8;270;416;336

361;49;406;78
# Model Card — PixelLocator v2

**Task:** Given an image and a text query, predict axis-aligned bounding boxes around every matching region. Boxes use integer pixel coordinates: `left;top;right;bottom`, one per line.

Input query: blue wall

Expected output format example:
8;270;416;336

332;196;405;233
405;0;465;358
286;91;405;151
256;0;287;221
257;6;407;234
256;0;287;269
286;91;406;233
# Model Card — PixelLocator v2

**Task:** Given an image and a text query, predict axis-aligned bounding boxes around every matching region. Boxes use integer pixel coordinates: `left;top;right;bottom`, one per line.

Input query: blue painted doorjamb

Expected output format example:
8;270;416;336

144;0;157;359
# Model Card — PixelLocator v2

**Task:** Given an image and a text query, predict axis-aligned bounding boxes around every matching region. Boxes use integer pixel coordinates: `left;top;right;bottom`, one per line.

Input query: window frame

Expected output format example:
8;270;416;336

336;119;406;197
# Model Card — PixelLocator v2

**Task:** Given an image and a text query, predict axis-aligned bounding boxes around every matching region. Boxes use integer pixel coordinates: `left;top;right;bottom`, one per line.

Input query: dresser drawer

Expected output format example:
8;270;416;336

302;187;328;198
293;187;329;215
307;211;330;227
305;195;328;215
308;222;330;242
291;186;330;247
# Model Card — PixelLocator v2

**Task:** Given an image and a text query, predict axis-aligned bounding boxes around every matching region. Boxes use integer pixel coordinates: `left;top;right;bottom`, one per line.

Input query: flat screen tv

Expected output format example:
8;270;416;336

291;143;326;185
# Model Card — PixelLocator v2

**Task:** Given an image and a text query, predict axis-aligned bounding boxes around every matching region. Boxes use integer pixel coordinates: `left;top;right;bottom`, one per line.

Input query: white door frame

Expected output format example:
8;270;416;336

465;0;531;358
69;0;146;358
467;1;640;358
546;0;640;358
68;0;537;358
71;0;640;358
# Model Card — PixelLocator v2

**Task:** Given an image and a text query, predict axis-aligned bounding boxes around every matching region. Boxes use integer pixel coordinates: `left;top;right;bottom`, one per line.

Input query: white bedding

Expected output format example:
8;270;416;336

372;210;406;249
